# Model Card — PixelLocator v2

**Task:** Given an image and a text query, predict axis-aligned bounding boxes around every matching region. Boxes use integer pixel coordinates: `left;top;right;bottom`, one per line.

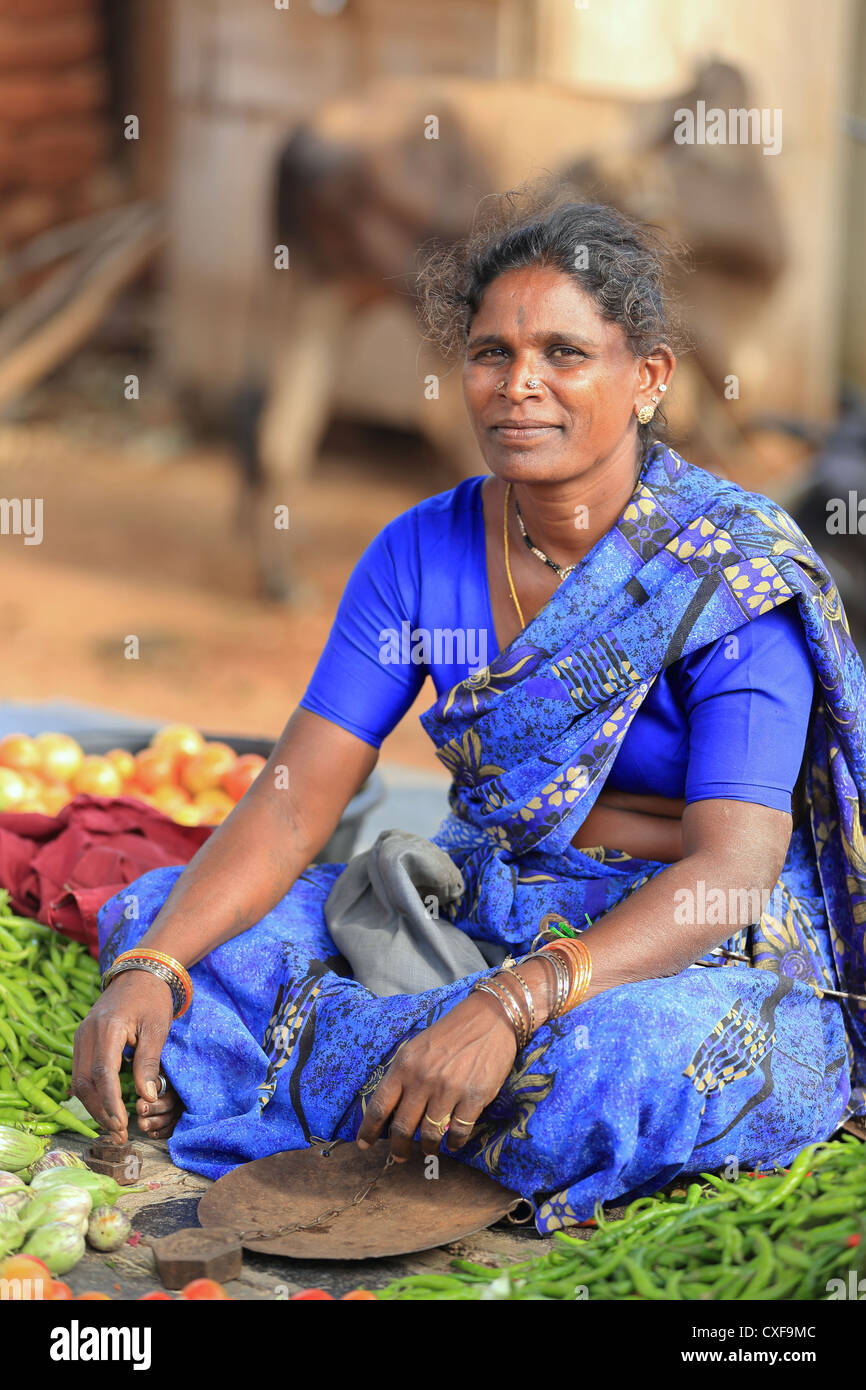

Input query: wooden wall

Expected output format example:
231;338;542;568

0;0;111;254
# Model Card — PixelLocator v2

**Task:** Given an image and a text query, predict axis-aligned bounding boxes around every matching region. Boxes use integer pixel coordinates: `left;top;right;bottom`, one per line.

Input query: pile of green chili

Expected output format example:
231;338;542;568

377;1135;866;1300
0;893;136;1139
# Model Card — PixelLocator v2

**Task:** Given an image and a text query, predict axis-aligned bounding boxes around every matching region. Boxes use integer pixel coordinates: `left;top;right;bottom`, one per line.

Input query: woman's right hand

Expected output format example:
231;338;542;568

71;970;175;1143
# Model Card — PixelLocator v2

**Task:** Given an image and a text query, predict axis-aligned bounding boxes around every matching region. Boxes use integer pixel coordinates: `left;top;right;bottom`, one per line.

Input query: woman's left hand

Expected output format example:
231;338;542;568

355;991;518;1159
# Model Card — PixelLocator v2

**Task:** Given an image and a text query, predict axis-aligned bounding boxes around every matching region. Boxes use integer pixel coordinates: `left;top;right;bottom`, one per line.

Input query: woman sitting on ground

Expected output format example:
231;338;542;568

71;195;866;1233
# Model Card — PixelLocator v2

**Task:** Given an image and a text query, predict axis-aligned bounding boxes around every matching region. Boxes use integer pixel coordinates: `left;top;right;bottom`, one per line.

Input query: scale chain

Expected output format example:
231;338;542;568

236;1146;396;1242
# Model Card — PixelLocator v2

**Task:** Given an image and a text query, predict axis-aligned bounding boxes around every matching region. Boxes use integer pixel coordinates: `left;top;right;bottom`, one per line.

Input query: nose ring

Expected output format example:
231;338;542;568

495;378;542;392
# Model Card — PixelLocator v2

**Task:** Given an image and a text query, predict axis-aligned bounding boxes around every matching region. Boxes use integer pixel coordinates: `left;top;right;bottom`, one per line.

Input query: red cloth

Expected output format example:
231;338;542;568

0;795;212;956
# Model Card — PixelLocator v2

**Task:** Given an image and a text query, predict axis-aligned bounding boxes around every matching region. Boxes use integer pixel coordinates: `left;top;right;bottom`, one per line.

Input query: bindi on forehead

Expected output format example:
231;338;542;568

516;303;526;329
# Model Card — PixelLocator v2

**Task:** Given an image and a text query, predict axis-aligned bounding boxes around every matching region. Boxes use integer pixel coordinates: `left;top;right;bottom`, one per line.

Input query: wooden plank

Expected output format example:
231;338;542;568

0;207;163;409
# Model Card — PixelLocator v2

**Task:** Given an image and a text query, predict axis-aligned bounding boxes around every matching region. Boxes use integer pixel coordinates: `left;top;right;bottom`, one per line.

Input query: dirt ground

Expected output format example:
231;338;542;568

53;1130;557;1300
0;410;450;770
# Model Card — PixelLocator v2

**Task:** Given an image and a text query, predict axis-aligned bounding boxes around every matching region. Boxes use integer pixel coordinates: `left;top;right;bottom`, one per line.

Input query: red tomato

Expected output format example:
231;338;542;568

134;747;180;793
151;724;206;760
340;1289;377;1300
41;781;73;815
34;732;84;783
221;754;266;803
0;1254;52;1282
289;1288;335;1300
150;784;192;817
0;733;40;773
73;755;123;798
192;788;234;825
180;744;237;797
0;1253;52;1298
180;1278;230;1300
46;1281;74;1300
105;747;136;783
0;767;27;810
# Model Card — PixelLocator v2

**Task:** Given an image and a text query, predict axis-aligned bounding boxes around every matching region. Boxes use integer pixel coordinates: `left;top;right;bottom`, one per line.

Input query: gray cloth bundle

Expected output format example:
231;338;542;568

324;829;509;996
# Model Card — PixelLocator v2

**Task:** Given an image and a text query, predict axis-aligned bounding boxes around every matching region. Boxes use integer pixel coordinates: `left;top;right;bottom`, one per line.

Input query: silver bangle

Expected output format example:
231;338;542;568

102;958;185;1018
535;949;570;1020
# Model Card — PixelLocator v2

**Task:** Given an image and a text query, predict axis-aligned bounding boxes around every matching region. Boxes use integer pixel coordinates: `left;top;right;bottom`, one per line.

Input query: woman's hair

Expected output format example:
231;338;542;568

415;179;687;451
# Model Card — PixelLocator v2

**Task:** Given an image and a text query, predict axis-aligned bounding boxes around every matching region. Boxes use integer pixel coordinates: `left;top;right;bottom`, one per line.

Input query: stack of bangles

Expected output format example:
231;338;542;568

470;920;592;1050
101;949;193;1021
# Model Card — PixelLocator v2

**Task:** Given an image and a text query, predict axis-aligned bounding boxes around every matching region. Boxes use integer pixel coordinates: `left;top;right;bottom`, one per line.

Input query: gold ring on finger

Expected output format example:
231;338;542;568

424;1112;451;1136
450;1115;475;1129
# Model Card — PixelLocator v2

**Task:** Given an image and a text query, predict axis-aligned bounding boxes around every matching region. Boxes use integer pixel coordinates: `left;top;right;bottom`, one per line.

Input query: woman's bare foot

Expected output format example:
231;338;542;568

136;1078;183;1140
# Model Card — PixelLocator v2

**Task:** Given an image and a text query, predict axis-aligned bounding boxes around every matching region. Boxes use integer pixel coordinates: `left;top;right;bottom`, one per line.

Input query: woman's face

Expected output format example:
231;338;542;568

462;264;652;483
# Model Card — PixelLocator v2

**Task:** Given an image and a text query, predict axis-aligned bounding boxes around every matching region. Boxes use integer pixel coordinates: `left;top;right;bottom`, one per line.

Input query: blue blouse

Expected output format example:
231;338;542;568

301;477;815;814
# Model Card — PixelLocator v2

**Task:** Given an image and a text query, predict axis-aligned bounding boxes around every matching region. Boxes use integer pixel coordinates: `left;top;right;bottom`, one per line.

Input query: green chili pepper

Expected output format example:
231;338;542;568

622;1255;668;1300
40;961;68;1000
67;966;99;990
20;1036;54;1067
15;1014;73;1059
799;1218;859;1246
1;977;39;1014
739;1231;777;1298
0;1019;20;1069
745;1146;820;1213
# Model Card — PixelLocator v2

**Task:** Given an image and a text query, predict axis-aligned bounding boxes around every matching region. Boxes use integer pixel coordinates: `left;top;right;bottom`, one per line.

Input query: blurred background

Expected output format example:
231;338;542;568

0;0;864;828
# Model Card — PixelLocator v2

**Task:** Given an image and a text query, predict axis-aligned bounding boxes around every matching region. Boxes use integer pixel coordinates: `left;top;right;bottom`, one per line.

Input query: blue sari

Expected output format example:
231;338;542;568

98;444;866;1231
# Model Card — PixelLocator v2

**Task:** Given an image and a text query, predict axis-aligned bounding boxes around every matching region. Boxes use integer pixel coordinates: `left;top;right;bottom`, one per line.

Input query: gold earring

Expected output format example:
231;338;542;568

636;404;655;425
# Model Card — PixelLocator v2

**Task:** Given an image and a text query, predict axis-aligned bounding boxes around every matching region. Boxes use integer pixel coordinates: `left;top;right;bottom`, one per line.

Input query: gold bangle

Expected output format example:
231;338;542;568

105;948;194;1019
550;940;589;1011
545;938;593;1012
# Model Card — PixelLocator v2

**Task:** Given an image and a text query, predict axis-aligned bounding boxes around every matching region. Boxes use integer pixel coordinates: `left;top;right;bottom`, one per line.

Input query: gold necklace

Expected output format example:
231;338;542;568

503;482;526;629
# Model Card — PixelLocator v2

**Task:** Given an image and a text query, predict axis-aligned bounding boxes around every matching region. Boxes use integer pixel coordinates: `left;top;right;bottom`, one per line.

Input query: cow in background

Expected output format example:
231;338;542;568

244;61;784;599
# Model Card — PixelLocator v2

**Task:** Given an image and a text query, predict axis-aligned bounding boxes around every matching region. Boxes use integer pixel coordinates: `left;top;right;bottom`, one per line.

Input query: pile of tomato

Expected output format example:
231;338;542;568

0;725;266;828
0;1255;375;1300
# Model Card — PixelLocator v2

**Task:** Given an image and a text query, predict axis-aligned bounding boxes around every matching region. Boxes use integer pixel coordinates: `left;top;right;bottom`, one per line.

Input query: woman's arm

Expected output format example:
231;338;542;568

71;709;377;1136
356;797;791;1159
576;796;791;995
130;709;377;964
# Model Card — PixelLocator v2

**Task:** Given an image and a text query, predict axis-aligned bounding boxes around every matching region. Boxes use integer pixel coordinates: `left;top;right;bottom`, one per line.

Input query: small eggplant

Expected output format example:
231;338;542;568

21;1185;92;1235
22;1222;85;1276
86;1205;132;1251
0;1171;28;1214
28;1149;88;1180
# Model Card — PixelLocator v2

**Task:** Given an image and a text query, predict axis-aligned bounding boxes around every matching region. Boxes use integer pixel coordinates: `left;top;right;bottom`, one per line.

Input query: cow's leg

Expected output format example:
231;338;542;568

250;279;349;600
